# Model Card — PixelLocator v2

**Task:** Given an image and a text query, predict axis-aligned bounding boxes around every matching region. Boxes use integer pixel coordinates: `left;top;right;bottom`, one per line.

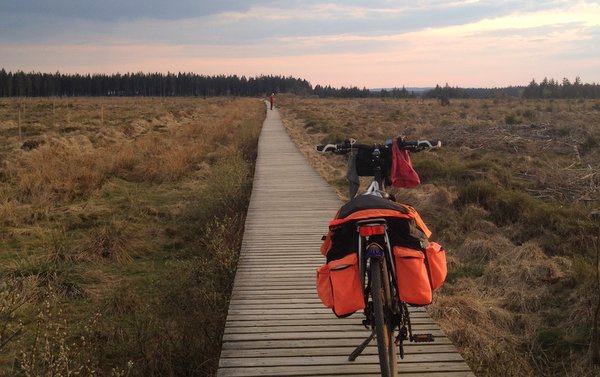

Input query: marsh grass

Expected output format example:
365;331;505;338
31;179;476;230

0;97;264;375
278;97;600;377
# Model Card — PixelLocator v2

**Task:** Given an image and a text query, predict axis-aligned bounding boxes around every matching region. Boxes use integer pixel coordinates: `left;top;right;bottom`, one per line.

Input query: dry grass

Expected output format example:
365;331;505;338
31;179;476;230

0;97;265;375
278;96;600;377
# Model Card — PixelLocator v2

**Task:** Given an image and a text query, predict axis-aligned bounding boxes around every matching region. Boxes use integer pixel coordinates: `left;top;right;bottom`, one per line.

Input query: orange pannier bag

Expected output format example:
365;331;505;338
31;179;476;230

425;242;447;289
318;194;447;310
316;264;334;308
394;246;433;306
316;253;364;317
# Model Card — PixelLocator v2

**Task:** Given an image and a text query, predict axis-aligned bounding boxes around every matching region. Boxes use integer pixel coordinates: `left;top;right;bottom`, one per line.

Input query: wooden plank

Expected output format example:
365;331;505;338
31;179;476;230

217;362;473;376
219;344;460;358
221;338;456;351
219;353;467;368
223;323;441;335
227;312;431;325
224;311;431;322
221;329;446;342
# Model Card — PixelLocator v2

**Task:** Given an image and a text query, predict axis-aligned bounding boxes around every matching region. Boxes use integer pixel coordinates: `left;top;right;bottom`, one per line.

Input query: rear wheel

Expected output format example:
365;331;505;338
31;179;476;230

370;257;398;376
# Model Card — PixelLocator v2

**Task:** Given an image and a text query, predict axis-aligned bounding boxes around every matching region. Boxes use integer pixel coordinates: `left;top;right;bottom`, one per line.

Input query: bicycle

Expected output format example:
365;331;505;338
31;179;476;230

316;137;442;377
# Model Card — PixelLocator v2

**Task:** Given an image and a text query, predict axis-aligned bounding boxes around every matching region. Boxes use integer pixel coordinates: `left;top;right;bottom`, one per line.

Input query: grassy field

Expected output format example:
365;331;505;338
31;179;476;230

0;97;265;376
278;96;600;377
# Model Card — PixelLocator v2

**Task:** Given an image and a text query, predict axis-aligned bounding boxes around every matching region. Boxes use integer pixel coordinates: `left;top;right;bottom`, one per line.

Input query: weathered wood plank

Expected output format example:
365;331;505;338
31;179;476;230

223;323;441;335
219;353;467;368
221;338;456;351
222;329;446;342
217;362;473;377
223;310;431;321
219;344;460;358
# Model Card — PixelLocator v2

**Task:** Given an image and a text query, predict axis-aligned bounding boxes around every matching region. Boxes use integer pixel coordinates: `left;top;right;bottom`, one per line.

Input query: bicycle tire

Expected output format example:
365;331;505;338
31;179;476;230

370;257;398;376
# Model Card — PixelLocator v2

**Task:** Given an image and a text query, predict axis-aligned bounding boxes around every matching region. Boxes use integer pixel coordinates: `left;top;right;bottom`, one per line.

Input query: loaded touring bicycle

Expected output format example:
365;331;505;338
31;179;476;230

315;137;448;377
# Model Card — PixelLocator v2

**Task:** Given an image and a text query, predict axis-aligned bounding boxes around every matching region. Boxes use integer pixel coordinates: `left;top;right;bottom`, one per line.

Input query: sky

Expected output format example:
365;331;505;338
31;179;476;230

1;0;599;88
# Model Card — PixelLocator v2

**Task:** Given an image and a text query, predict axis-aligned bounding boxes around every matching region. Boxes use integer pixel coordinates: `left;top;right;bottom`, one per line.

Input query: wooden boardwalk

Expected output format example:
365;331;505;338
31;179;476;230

217;105;475;376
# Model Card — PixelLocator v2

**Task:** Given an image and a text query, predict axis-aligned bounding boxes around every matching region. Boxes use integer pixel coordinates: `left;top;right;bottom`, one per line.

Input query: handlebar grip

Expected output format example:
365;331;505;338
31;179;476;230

315;144;338;153
417;140;441;149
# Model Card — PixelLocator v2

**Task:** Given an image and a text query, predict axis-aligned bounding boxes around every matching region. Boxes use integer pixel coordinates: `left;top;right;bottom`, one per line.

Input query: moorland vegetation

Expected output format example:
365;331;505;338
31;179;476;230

0;97;264;376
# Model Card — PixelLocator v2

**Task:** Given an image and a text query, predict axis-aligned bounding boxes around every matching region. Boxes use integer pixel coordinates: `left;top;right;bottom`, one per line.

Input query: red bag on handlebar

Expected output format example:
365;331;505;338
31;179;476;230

390;140;420;188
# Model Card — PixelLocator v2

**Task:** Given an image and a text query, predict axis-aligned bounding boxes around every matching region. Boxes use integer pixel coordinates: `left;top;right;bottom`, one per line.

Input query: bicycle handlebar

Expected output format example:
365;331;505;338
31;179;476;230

316;138;441;154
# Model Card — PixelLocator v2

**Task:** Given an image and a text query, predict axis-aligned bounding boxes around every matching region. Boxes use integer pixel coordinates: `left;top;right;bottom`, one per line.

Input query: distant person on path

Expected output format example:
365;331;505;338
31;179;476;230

269;93;275;110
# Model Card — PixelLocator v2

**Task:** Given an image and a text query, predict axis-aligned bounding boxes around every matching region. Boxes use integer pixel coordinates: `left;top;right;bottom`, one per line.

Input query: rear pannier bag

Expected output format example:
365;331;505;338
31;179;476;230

318;194;447;309
316;264;334;308
394;246;433;306
425;242;447;289
320;195;431;262
316;253;364;317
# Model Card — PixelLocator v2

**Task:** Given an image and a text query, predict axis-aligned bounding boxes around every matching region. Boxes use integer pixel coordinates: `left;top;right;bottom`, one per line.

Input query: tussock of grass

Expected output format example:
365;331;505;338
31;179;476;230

430;294;536;377
12;143;106;202
79;218;134;261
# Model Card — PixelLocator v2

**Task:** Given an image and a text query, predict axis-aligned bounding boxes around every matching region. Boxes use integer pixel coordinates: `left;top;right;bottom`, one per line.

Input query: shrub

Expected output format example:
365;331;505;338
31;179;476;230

456;180;499;209
14;290;132;377
321;131;348;144
505;113;521;125
413;155;470;183
522;109;536;121
581;134;598;154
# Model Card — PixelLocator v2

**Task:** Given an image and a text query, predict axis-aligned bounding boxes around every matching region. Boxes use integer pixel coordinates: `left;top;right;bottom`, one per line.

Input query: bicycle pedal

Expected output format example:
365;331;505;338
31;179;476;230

396;327;408;343
411;333;435;343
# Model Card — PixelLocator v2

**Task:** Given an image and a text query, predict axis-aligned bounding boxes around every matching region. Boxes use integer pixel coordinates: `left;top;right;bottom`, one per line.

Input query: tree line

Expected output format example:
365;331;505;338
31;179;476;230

521;77;600;99
0;69;312;97
1;69;599;99
424;79;600;99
